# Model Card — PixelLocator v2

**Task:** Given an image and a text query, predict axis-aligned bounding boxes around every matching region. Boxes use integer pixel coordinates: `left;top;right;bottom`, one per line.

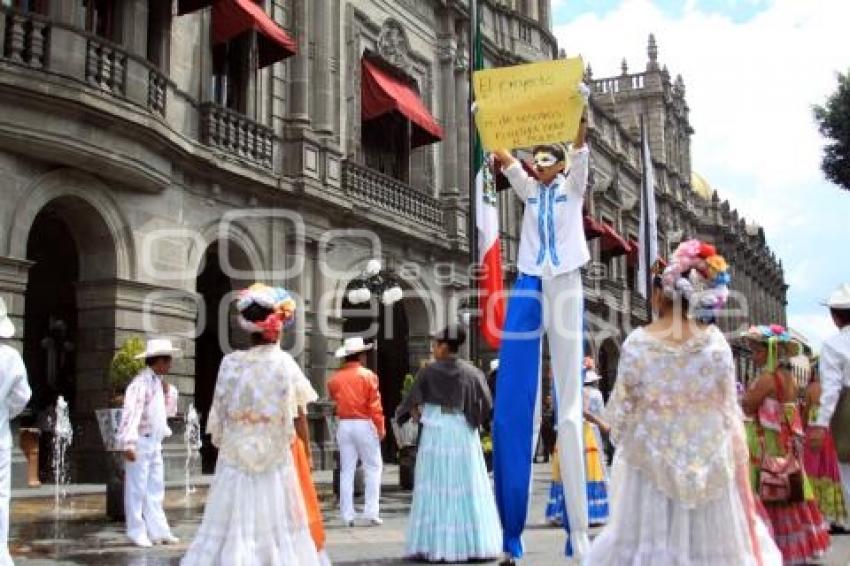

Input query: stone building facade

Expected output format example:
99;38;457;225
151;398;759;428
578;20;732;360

0;0;784;484
0;0;556;483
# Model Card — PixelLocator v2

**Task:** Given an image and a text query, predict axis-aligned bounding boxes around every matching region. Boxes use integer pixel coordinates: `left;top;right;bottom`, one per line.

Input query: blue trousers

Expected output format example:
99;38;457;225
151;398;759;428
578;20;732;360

493;271;587;558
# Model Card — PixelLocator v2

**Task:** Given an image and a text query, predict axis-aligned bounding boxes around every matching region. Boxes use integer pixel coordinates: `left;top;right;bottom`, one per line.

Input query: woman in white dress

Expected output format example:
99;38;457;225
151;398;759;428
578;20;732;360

182;284;319;566
585;241;781;565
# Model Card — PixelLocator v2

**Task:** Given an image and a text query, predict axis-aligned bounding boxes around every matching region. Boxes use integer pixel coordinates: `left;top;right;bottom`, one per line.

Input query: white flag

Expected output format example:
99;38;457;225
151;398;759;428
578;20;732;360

637;118;658;299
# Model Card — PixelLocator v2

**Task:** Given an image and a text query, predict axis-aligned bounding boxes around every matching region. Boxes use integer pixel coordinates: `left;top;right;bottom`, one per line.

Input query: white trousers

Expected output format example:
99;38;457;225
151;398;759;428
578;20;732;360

0;448;11;566
337;419;382;522
545;271;589;539
125;435;172;541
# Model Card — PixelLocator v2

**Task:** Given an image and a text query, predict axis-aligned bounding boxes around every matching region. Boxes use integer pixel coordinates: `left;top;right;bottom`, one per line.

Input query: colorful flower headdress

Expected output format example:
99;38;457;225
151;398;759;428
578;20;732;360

236;283;296;341
660;239;731;321
742;324;799;371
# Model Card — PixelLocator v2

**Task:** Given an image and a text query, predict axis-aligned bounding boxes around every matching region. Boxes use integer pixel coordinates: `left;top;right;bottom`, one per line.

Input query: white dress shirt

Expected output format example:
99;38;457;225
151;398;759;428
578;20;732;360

815;326;850;427
503;145;591;278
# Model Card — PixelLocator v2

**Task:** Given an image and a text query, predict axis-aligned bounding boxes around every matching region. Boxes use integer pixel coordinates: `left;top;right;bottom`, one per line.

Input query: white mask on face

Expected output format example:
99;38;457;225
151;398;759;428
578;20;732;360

533;152;559;169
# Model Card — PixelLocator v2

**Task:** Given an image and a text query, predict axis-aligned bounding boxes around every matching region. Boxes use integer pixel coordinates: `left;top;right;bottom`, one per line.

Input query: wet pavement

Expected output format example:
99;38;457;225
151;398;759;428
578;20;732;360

9;465;850;565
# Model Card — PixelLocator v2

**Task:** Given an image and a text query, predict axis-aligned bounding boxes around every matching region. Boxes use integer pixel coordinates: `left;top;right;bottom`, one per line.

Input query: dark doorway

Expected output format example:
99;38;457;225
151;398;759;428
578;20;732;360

195;244;231;474
341;294;410;462
23;206;80;482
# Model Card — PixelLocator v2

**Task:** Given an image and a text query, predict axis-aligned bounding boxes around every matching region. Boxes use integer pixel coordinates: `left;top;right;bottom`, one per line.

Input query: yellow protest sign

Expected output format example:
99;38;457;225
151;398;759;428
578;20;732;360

473;57;586;151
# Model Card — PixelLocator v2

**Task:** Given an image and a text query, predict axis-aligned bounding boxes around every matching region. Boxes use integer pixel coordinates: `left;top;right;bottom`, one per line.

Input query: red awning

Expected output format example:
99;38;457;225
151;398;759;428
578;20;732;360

177;0;214;15
213;0;297;68
361;58;443;148
626;239;640;266
600;223;631;257
584;216;604;240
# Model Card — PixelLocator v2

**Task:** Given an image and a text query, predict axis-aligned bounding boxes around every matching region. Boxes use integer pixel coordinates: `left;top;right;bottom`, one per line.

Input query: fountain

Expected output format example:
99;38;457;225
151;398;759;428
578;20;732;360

184;403;202;502
53;395;73;512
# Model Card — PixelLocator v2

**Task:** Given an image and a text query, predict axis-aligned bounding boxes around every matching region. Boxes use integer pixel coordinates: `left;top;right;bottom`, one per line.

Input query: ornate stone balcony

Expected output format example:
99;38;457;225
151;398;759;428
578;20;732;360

342;161;443;231
0;8;49;69
199;103;274;169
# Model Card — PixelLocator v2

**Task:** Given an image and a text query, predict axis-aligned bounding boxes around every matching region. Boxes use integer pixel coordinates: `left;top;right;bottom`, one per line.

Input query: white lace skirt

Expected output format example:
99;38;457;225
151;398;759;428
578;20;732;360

181;459;320;566
584;454;782;566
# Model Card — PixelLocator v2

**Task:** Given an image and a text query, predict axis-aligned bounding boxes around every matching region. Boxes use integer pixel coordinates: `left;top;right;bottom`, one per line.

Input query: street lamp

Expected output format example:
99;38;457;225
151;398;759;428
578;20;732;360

346;259;403;306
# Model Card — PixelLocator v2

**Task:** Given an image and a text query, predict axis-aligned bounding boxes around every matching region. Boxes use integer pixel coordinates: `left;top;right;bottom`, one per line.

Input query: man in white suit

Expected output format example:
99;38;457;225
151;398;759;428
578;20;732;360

0;297;32;565
117;338;180;547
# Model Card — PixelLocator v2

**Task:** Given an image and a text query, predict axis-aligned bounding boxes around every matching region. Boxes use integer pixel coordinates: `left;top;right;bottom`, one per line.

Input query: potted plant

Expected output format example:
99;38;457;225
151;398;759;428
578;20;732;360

395;373;419;490
95;336;145;520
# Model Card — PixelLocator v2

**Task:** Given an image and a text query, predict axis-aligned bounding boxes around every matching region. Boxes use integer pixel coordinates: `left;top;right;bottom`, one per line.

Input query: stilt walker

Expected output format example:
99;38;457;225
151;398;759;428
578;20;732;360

492;85;591;562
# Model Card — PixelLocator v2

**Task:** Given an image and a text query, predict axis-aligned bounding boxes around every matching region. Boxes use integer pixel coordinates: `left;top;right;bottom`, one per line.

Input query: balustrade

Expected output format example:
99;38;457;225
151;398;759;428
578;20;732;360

0;8;48;69
147;69;167;117
199;102;274;168
85;37;126;96
343;161;443;230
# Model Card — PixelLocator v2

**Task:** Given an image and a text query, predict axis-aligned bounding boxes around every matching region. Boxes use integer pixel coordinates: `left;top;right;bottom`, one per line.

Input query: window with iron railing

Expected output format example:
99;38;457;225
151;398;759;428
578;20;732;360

362;112;411;184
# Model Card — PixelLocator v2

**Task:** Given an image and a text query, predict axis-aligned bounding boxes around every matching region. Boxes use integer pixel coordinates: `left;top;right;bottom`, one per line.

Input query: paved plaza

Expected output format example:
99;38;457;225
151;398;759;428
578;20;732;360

7;464;850;565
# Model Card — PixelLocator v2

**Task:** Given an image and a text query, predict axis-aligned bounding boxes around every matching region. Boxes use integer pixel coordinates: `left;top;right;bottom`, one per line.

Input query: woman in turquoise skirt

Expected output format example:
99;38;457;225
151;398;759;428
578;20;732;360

396;325;502;563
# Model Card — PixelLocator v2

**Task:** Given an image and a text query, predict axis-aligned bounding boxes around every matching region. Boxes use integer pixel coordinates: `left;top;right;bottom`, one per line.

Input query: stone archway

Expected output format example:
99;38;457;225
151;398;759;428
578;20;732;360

194;240;256;473
21;194;119;482
339;275;436;462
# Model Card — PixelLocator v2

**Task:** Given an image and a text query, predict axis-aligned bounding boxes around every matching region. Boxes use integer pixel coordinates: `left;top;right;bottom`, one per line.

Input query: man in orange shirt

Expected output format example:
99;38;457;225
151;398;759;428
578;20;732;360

328;336;385;526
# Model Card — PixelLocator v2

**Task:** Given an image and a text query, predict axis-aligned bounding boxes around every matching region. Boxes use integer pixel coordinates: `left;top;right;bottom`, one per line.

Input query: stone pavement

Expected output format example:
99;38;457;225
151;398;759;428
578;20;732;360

8;464;850;565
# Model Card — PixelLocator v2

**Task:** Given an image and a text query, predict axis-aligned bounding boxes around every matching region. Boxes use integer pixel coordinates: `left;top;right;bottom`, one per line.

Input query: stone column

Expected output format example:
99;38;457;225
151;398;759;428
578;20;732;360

455;44;471;195
49;0;79;26
311;0;334;135
438;37;458;196
288;0;310;125
115;0;148;58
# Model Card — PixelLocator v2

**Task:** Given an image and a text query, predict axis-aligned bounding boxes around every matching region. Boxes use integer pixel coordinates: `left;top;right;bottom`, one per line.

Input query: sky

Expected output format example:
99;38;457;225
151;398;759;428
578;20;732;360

552;0;850;350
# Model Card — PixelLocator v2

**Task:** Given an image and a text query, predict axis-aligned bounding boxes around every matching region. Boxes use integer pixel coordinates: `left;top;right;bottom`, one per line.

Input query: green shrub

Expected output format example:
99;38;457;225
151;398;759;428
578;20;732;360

109;337;145;396
401;373;416;397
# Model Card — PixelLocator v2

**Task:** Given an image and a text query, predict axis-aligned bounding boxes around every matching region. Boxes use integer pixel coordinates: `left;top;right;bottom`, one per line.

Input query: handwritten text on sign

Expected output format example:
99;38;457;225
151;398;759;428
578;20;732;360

473;58;586;150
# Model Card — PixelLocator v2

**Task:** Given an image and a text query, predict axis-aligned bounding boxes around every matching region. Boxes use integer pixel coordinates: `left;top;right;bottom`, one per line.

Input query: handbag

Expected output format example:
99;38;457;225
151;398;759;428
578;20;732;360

758;372;805;504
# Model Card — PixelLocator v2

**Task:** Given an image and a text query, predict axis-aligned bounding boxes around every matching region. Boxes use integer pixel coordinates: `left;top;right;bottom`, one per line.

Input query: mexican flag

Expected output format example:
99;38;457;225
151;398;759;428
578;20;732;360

473;9;505;348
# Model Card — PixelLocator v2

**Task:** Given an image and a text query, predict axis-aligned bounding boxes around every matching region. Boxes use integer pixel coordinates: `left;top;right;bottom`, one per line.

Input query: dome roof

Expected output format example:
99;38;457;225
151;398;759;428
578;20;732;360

691;172;714;200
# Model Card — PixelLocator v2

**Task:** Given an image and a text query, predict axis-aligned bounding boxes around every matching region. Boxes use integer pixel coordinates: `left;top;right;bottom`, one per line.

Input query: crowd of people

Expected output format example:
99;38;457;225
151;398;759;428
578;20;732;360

0;95;847;563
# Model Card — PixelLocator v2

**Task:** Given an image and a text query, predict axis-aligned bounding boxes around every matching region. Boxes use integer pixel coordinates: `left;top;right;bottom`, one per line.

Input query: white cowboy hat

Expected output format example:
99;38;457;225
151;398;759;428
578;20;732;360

334;336;374;358
0;297;13;339
584;369;602;384
134;338;181;360
824;283;850;310
489;359;499;373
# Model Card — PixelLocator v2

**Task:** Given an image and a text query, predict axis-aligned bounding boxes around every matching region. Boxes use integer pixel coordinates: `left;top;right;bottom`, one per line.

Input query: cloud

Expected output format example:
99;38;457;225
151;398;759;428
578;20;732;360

788;312;838;353
553;0;850;350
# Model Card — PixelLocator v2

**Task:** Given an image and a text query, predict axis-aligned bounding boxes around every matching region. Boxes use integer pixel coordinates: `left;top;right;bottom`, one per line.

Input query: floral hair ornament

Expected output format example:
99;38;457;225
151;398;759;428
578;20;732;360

236;283;297;342
741;324;797;372
660;239;731;322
